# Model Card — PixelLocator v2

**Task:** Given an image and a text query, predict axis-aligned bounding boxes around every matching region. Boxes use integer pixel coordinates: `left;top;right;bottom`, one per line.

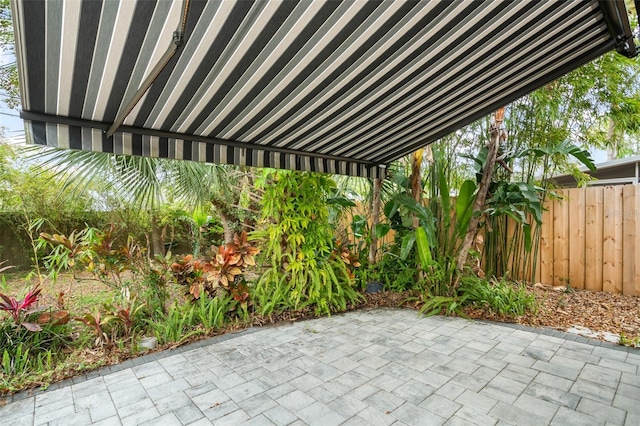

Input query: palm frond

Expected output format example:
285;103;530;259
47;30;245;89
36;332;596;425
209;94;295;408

23;146;246;212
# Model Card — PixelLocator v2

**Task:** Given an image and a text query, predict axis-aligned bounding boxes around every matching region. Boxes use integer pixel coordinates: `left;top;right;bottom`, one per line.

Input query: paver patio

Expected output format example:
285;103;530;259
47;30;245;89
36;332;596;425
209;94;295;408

1;308;639;425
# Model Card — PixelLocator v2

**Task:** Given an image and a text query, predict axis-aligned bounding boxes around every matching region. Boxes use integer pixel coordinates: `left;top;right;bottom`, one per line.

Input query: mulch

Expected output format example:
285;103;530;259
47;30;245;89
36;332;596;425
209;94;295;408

356;286;640;343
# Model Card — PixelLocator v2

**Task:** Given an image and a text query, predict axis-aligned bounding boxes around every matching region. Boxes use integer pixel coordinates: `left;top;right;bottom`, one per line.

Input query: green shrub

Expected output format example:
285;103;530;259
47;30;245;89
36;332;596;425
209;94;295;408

0;312;72;377
147;303;202;345
461;275;537;317
252;277;290;317
255;172;361;316
147;295;233;345
420;274;537;319
194;295;232;331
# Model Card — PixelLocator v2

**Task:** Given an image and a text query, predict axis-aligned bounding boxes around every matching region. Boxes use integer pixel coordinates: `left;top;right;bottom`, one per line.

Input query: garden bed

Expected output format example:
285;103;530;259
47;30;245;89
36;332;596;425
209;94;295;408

1;273;638;398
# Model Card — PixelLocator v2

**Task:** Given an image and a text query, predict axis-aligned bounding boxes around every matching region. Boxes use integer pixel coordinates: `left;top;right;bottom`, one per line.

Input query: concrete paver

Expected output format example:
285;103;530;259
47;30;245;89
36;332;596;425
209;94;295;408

1;308;639;425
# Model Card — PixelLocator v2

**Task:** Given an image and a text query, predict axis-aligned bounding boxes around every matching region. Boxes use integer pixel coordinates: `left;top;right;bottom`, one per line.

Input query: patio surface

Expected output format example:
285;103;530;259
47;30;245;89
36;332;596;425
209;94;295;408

1;308;639;426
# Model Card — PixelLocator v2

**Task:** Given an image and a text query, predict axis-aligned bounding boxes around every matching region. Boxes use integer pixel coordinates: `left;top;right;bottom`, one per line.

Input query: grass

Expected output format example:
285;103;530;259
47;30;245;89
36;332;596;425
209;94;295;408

66;291;112;314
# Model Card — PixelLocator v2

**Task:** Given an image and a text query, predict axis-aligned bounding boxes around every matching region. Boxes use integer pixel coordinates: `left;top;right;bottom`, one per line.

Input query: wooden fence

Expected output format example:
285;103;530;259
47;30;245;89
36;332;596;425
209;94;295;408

343;185;640;297
3;185;639;295
536;185;640;296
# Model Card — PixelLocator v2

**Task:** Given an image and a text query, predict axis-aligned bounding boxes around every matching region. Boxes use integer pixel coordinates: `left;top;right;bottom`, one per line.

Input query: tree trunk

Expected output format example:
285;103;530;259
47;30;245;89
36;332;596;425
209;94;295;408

219;210;235;244
150;212;164;257
369;178;382;265
211;196;237;245
456;108;506;281
410;148;424;229
239;169;255;233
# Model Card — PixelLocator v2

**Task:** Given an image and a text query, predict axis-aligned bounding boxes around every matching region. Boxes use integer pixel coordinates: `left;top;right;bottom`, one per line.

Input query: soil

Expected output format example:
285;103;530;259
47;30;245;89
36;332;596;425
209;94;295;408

5;273;640;343
517;286;640;341
1;273;638;397
362;285;640;344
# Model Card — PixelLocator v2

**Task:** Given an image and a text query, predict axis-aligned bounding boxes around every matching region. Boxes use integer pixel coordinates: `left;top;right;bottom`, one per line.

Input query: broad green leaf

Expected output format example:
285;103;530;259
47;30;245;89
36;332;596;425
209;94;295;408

326;196;356;208
523;223;532;252
400;233;416;261
455;180;476;236
415;226;432;269
373;223;391;239
351;215;368;238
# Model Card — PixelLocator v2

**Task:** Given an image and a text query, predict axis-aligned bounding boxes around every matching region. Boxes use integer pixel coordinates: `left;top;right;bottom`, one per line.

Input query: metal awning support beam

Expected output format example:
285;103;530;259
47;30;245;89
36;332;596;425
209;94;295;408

105;39;179;138
106;0;190;138
600;0;638;57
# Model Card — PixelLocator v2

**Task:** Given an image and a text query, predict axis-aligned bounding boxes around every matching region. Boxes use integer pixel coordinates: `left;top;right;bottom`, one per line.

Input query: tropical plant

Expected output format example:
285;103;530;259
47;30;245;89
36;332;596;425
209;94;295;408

0;284;42;331
252;278;290;318
476;140;595;280
39;224;167;299
333;239;361;280
102;296;147;341
419;293;471;318
170;254;206;299
0;307;72;378
146;303;203;345
75;310;110;347
461;275;537;318
140;252;172;318
193;295;232;331
170;231;259;301
30;148;261;253
419;274;537;319
255;171;361;316
74;295;146;348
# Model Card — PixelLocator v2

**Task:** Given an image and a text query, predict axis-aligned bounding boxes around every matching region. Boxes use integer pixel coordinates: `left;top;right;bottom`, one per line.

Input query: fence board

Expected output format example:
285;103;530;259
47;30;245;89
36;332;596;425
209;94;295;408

553;194;569;286
339;185;638;297
622;185;636;296
584;186;603;292
533;220;541;284
568;187;585;289
636;185;640;296
602;186;623;294
539;199;554;285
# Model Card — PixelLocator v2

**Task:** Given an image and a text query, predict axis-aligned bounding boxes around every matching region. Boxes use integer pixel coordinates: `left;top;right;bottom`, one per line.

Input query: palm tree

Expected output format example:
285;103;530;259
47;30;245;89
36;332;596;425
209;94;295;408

27;147;256;254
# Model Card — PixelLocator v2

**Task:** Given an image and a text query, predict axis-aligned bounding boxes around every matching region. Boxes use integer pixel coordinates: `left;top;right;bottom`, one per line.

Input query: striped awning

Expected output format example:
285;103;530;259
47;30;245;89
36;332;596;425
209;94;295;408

11;0;637;178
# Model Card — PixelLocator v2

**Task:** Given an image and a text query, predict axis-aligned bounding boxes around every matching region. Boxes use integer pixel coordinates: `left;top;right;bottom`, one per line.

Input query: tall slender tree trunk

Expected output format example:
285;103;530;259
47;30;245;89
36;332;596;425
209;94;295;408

369;178;382;265
410;148;424;229
211;197;237;244
456;108;506;281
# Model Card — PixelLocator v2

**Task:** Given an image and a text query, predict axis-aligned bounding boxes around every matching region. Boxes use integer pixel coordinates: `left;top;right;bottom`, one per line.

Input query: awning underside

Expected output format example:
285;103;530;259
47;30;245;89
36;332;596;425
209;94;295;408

11;0;635;177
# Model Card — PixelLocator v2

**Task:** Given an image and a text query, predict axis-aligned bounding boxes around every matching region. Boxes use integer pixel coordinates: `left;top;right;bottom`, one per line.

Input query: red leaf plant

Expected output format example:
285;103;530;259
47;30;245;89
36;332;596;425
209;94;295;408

170;232;260;300
0;285;43;332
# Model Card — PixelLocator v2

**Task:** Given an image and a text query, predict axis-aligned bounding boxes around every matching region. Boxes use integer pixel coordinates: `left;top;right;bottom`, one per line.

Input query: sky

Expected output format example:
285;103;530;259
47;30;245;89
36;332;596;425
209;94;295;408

0;50;23;144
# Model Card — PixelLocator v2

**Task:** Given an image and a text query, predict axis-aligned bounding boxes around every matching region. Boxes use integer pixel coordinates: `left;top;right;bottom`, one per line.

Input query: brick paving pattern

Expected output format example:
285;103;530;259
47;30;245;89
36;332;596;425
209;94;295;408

1;309;639;425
